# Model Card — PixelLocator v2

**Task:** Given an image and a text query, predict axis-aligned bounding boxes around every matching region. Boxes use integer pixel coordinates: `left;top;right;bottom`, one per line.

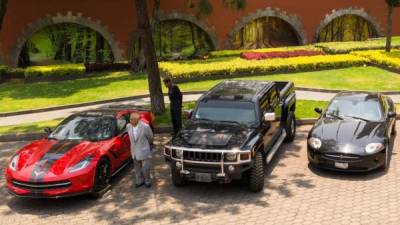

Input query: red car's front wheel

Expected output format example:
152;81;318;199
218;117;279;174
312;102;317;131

92;158;111;196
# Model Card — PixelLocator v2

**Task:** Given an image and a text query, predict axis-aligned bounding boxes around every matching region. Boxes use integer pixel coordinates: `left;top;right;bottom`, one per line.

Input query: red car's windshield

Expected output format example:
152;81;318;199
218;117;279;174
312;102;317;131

49;115;117;141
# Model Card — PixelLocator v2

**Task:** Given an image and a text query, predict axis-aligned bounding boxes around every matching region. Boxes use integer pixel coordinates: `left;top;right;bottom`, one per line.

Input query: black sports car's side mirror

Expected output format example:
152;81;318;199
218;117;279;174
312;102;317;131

388;111;397;118
44;127;52;135
314;108;323;114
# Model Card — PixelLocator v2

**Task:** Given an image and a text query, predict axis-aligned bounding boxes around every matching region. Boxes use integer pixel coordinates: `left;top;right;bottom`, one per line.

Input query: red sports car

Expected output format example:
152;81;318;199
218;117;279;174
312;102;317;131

5;108;154;198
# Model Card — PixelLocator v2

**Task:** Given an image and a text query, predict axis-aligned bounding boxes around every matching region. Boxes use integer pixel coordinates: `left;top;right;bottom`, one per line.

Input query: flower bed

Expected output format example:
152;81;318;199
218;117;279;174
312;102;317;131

315;37;400;54
351;50;400;69
159;54;369;79
209;46;318;58
24;64;86;78
240;50;324;60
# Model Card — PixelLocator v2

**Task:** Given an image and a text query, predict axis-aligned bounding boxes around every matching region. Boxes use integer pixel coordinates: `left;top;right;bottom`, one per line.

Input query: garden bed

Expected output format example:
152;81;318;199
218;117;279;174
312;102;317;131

314;37;400;54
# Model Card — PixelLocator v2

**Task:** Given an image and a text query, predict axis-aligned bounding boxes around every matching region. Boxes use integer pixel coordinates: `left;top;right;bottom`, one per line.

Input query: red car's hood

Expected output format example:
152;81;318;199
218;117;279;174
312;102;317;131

14;139;104;182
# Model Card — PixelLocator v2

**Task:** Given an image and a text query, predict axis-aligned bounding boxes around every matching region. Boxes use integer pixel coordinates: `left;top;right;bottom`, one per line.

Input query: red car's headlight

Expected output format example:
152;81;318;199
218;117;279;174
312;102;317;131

9;154;20;171
69;156;93;173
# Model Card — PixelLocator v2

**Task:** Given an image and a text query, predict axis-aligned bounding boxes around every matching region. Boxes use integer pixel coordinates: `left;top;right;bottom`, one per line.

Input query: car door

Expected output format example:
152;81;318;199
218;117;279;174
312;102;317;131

382;96;395;138
110;115;131;169
260;88;280;151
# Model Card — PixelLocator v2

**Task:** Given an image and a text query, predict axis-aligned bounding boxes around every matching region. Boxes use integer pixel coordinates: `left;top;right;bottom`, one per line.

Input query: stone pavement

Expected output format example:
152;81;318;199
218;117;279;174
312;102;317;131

3;90;400;126
1;126;400;225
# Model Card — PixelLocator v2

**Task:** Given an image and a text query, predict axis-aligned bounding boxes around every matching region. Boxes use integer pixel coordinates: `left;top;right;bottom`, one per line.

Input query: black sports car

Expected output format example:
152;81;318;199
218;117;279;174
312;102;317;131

307;92;397;172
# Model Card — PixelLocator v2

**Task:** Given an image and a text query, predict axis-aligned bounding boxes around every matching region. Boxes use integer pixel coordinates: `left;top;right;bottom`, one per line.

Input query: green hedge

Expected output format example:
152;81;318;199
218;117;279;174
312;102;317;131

351;50;400;69
24;64;86;78
209;45;319;58
159;54;369;79
315;37;400;54
0;65;7;75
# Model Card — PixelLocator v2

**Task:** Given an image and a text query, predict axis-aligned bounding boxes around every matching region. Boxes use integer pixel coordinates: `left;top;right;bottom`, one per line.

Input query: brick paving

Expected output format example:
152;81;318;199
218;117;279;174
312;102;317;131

1;126;400;225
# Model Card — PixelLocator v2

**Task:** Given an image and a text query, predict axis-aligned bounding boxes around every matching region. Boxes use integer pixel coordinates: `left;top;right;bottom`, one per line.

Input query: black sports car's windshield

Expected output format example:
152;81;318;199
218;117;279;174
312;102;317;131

194;100;256;125
49;115;116;141
326;97;383;121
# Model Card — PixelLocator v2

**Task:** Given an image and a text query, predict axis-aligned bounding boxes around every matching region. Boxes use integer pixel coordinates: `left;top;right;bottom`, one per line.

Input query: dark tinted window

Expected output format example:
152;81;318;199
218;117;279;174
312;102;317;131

327;97;383;121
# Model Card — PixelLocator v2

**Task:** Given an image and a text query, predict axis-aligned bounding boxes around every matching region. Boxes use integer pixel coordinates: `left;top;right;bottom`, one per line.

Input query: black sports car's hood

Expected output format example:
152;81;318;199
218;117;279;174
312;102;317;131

171;122;255;150
310;117;386;153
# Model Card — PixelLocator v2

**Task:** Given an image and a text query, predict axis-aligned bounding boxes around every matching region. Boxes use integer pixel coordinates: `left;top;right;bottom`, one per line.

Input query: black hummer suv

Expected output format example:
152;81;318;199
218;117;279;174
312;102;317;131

164;80;296;192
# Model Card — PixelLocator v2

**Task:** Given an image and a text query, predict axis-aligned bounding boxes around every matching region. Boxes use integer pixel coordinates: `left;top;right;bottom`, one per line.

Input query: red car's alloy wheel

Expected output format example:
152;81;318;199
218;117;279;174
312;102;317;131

93;158;111;193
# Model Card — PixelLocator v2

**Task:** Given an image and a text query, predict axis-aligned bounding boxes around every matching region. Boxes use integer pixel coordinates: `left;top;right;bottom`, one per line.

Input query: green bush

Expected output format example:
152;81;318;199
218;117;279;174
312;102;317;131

159;54;369;79
0;65;7;75
315;37;400;54
24;64;86;78
209;45;318;58
351;50;400;69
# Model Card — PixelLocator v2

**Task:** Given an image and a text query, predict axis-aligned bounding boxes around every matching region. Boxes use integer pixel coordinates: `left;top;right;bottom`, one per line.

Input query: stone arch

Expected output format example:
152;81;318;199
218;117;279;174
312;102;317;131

11;12;123;67
227;8;307;48
127;11;220;57
314;7;383;42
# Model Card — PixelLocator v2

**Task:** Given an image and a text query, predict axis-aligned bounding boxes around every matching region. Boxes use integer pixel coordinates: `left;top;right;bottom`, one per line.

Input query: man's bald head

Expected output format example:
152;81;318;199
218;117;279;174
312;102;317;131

130;112;140;126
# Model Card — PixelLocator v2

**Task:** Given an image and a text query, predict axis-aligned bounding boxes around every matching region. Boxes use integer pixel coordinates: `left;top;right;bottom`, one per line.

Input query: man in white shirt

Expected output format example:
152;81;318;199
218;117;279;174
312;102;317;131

127;112;154;188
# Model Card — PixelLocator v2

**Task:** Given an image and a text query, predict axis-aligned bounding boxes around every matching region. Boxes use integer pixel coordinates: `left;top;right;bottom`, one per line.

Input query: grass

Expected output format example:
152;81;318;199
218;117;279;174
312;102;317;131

0;100;327;135
1;66;399;113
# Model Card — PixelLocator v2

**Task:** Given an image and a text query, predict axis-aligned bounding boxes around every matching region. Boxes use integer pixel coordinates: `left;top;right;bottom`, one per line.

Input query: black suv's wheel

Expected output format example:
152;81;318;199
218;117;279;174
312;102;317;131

248;151;265;192
284;112;296;142
91;158;111;198
171;163;186;187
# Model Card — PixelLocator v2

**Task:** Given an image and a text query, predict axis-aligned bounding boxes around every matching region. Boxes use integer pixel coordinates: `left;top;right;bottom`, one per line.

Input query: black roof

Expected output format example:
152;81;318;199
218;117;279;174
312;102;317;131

201;80;274;101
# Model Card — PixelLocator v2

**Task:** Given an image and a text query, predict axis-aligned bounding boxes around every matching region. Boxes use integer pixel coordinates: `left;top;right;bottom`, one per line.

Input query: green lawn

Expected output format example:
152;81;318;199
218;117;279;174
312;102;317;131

0;66;399;113
0;100;327;135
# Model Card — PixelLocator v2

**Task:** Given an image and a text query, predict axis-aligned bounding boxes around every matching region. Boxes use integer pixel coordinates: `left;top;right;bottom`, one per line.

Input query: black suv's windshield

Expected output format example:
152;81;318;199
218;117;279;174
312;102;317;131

326;97;383;121
49;115;116;141
194;100;256;125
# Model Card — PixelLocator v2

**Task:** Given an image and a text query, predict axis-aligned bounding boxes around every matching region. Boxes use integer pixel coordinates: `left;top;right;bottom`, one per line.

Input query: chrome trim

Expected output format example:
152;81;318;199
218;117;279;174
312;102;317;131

324;154;360;159
266;130;287;164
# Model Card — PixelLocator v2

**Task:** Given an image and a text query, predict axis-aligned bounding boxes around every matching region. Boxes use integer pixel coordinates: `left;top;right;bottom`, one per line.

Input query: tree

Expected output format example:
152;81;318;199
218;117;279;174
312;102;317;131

385;0;400;52
0;0;7;31
135;0;165;114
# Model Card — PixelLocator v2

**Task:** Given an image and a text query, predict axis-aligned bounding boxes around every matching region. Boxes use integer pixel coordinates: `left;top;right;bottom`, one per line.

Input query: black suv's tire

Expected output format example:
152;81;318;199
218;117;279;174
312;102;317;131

171;163;186;187
248;151;265;192
284;112;296;143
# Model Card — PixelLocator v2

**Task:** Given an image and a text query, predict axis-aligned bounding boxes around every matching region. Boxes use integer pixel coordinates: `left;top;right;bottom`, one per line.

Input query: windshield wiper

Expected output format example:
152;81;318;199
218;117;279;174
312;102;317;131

326;112;344;120
343;115;371;122
217;120;243;126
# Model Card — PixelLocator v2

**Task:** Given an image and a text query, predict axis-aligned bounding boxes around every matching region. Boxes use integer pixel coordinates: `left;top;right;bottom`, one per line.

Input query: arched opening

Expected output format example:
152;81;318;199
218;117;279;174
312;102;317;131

231;16;301;49
18;23;114;67
131;19;215;62
316;14;379;42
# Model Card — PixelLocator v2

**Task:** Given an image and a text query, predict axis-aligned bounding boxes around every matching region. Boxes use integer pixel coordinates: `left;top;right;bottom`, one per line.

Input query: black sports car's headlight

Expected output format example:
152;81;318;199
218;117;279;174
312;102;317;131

365;143;385;154
308;137;322;150
8;154;20;171
69;156;93;173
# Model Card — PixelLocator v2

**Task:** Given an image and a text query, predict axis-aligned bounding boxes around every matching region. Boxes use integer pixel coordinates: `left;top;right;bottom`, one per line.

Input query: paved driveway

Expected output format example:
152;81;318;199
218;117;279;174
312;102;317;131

1;126;400;225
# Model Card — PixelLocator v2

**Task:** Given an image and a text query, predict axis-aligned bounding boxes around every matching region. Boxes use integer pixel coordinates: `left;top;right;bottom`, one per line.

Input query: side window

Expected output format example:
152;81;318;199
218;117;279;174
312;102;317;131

259;93;270;113
116;114;129;134
268;87;279;110
382;96;390;114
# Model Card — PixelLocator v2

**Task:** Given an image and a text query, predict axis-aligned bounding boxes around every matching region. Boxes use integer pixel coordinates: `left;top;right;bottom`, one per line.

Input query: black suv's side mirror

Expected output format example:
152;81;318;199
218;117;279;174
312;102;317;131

44;127;52;135
388;111;397;118
184;109;193;119
314;108;323;114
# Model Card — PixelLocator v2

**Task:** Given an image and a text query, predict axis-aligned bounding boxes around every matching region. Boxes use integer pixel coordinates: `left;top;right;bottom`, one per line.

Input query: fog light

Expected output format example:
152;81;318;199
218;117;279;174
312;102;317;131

176;162;182;168
228;165;235;172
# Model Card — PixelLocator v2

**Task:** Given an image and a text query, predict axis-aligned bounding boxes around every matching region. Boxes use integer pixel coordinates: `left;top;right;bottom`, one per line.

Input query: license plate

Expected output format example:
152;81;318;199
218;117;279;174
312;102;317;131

334;162;348;169
195;173;212;182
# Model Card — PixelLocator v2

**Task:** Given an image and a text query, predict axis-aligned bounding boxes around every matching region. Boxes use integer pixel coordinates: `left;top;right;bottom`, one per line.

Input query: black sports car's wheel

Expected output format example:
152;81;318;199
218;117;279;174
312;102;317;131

381;144;391;171
248;151;265;192
171;163;186;187
92;158;111;196
284;112;296;143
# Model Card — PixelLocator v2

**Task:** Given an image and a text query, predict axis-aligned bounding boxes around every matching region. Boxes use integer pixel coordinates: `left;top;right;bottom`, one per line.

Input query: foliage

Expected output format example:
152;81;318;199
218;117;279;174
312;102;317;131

209;46;318;58
85;62;131;72
0;65;7;75
24;64;86;78
240;50;324;60
159;54;369;79
351;50;400;69
317;15;378;42
315;37;400;54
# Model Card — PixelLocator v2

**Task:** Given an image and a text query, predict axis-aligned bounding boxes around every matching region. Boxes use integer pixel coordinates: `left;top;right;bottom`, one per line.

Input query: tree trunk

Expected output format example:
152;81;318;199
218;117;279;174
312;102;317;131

0;0;8;32
386;3;393;52
135;0;165;115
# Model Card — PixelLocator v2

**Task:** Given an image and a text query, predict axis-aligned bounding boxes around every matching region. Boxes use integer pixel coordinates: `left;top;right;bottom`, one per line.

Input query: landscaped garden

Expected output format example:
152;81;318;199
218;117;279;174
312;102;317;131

2;37;400;134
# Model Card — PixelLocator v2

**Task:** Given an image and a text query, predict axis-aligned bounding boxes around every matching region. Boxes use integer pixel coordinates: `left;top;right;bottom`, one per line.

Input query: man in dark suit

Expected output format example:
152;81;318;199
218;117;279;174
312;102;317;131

163;77;183;136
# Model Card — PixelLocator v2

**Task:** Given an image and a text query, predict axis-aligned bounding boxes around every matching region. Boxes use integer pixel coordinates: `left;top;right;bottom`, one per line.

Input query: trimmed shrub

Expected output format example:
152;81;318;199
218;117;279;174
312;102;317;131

0;65;7;75
240;50;324;60
24;64;86;78
315;37;400;54
351;50;400;69
159;54;369;79
209;45;319;58
85;62;131;72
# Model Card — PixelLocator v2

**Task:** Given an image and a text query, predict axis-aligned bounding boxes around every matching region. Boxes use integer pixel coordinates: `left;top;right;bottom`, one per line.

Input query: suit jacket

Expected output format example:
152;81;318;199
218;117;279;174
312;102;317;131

127;121;154;161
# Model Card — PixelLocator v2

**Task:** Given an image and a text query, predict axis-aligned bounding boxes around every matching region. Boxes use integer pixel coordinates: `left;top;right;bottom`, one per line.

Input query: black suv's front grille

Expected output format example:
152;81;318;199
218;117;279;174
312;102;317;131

182;151;222;162
12;180;72;191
